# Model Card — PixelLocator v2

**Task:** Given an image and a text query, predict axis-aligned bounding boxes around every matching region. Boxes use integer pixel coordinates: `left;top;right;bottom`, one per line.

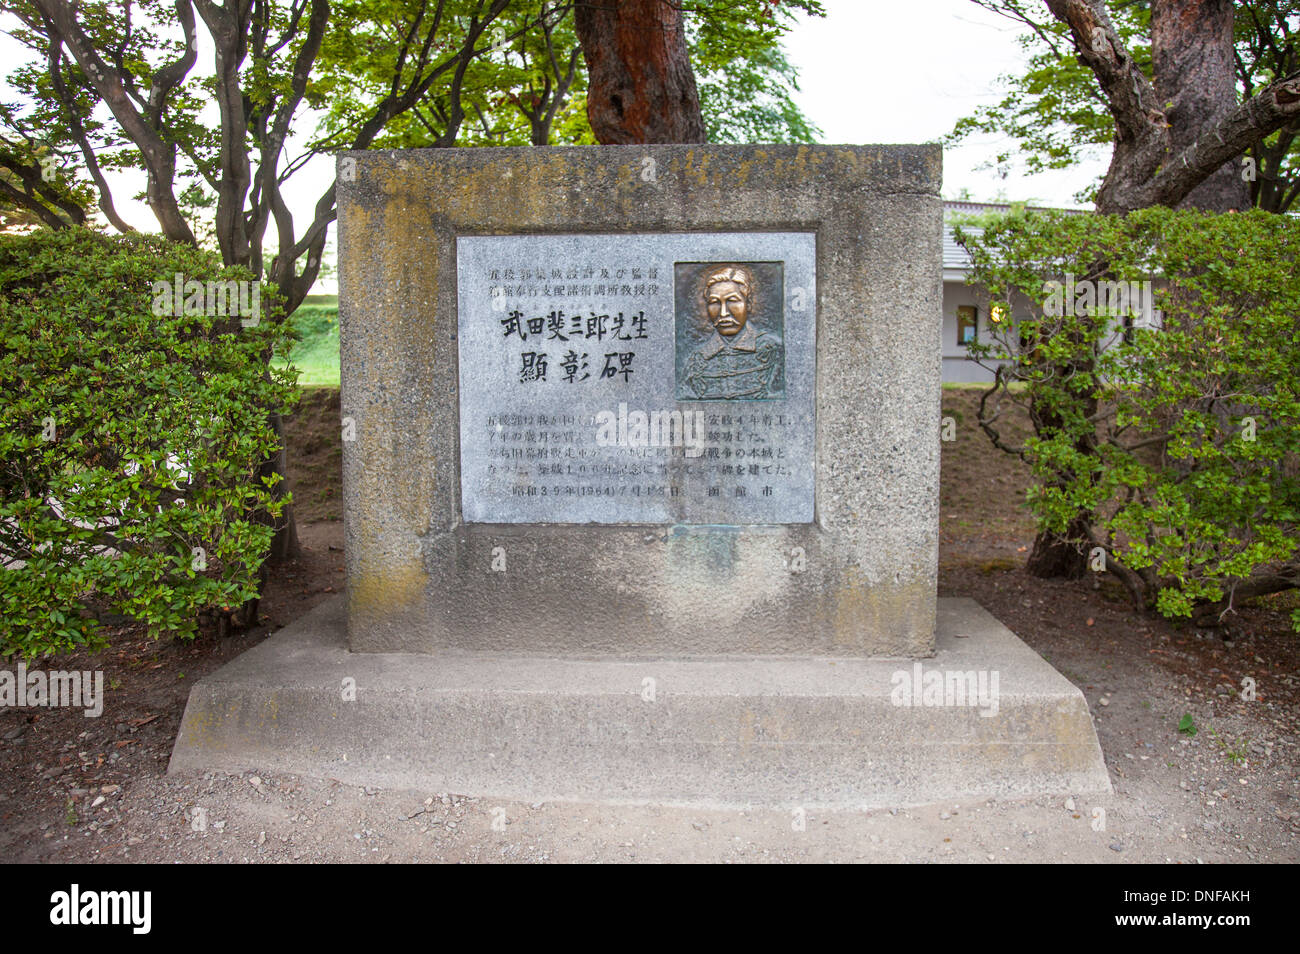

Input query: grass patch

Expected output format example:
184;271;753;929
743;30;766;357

275;303;340;387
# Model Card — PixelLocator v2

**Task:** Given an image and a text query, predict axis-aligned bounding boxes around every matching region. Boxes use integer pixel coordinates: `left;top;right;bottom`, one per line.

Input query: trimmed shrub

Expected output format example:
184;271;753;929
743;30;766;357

956;208;1300;629
0;227;298;656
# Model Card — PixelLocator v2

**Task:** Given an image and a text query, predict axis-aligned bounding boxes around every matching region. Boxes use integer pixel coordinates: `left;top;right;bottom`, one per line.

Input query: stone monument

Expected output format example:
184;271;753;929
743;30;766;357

169;145;1110;809
340;146;938;657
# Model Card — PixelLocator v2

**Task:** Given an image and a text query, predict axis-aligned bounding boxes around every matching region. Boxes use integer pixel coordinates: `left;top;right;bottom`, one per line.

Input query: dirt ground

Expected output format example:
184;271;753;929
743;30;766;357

1;386;1296;863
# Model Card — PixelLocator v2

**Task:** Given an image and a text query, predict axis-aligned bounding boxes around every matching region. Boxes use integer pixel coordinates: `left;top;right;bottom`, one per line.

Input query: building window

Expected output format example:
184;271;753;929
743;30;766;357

957;305;977;345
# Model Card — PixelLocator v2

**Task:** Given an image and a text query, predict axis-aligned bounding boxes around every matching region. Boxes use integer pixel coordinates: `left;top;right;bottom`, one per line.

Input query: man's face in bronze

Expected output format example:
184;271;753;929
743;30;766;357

706;279;749;337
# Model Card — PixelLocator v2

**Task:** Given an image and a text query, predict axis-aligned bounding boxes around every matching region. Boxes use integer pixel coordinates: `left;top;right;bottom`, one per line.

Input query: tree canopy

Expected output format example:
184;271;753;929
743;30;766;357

1;0;823;261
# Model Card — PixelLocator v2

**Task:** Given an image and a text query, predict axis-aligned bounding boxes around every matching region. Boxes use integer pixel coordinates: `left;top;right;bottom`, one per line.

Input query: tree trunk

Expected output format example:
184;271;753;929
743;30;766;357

574;0;706;144
1047;0;1299;215
1024;382;1099;578
1026;517;1092;579
1150;0;1248;212
265;410;301;563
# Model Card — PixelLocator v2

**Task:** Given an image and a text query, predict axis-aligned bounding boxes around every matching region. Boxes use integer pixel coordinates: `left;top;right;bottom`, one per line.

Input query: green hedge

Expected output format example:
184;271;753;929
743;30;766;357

957;207;1300;628
0;228;298;656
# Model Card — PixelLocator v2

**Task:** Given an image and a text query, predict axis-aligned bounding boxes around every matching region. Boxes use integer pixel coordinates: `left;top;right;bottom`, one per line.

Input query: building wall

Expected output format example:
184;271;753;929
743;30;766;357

941;279;1010;384
940;276;1163;384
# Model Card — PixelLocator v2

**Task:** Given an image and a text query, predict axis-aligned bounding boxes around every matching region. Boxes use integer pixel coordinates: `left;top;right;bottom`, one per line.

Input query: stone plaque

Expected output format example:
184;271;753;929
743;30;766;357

457;232;815;524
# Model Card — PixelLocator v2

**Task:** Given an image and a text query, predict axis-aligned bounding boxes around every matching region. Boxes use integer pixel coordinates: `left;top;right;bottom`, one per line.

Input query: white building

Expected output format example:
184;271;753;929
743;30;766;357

940;200;1162;383
941;200;1044;383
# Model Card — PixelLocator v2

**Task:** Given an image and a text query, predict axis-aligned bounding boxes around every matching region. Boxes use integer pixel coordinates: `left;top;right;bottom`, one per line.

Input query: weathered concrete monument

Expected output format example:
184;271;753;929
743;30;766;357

345;147;933;656
170;145;1110;808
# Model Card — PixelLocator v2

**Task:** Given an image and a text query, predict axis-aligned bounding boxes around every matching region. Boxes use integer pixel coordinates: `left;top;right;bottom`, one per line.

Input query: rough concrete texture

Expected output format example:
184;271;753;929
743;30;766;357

169;596;1110;810
336;145;943;656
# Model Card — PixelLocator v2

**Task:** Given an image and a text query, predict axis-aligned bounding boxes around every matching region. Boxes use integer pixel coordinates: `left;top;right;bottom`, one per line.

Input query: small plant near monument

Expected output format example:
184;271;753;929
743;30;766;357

1206;727;1250;766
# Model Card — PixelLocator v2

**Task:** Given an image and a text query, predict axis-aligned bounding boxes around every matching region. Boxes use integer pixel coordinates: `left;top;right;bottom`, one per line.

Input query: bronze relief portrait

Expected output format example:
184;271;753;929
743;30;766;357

674;262;785;401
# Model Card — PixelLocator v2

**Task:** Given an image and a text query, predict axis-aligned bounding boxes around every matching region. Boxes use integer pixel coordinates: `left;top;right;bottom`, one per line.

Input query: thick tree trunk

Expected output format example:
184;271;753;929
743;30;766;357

1024;380;1099;578
1150;0;1248;212
1027;0;1278;577
1047;0;1299;214
1018;248;1104;579
574;0;706;144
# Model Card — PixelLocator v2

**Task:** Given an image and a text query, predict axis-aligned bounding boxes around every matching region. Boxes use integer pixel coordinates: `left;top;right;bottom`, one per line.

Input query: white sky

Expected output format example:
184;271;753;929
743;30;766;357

782;0;1106;206
2;0;1109;293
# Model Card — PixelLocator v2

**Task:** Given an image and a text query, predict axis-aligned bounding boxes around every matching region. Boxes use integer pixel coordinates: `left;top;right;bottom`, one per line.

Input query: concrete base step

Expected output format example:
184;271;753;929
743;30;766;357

168;596;1111;809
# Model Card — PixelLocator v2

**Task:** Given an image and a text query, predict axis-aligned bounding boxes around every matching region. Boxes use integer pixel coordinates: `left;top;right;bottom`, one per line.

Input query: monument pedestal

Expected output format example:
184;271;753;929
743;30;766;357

169;596;1110;809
